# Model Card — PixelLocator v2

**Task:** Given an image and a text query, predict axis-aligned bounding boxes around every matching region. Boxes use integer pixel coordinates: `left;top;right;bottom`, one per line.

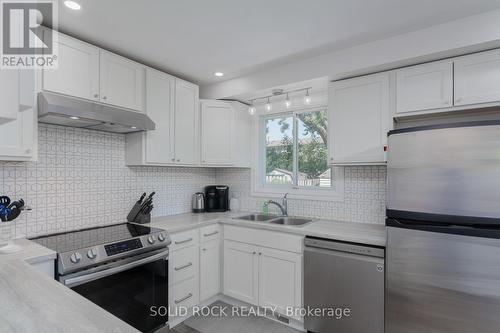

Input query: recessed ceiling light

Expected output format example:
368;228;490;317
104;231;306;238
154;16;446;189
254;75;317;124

69;116;80;120
131;126;137;129
214;72;224;77
64;1;81;10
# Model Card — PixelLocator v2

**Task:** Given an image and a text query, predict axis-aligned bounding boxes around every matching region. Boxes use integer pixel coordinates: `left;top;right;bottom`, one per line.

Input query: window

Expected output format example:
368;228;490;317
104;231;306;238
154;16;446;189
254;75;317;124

254;108;344;200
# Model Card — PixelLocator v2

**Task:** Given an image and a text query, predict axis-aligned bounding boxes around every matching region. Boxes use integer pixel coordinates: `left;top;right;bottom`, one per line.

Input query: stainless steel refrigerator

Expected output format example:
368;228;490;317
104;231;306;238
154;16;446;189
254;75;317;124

386;121;500;333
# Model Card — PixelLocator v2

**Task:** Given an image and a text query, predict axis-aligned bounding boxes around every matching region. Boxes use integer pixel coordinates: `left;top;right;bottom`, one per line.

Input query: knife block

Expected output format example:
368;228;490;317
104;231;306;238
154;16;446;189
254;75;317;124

132;211;151;224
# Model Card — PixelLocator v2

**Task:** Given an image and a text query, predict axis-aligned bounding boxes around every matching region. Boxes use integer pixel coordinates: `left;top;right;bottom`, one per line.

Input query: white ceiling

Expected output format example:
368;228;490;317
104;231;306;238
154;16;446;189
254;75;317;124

56;0;500;85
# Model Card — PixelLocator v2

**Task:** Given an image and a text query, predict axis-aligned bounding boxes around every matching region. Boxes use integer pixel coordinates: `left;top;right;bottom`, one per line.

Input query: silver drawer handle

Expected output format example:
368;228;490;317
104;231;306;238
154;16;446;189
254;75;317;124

175;238;193;245
174;293;193;304
174;262;193;271
203;231;219;237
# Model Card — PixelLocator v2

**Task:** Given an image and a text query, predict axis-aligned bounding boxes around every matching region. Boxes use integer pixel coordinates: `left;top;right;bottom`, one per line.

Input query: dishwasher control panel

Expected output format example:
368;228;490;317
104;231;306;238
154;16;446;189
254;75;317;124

304;236;385;258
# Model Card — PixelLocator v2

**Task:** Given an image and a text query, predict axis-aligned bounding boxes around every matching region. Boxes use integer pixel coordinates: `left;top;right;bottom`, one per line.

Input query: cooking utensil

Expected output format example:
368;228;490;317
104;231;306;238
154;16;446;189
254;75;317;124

0;196;10;206
6;208;21;221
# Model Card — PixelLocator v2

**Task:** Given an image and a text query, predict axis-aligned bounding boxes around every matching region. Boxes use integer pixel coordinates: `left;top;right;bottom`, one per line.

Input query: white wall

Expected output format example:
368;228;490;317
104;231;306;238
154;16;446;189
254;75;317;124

201;9;500;99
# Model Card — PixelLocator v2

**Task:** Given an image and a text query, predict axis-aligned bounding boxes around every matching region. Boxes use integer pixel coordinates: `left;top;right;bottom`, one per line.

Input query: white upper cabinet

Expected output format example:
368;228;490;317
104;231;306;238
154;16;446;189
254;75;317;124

144;69;175;164
125;75;199;166
0;69;20;124
0;70;37;161
200;100;234;166
174;79;199;165
42;33;100;101
230;102;252;167
329;72;391;165
454;49;500;106
396;60;453;114
99;50;145;111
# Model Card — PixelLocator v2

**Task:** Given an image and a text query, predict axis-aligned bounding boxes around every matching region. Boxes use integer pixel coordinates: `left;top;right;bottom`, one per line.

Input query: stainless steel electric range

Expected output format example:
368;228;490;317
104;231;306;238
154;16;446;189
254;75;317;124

31;223;171;333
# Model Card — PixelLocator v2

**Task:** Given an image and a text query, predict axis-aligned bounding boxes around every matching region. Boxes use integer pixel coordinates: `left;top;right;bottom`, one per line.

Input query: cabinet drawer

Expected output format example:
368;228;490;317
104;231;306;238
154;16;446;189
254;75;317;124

170;229;198;251
224;225;303;253
170;246;197;285
169;277;199;310
200;224;221;243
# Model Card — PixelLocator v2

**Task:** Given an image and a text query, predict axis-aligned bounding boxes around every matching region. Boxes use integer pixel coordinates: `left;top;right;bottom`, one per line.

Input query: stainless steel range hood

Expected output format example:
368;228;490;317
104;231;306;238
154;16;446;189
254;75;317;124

38;92;155;133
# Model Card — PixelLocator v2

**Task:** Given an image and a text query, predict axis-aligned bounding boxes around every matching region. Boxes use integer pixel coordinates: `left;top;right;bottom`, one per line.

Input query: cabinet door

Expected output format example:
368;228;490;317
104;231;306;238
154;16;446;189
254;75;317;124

100;50;145;111
258;247;302;317
328;73;390;164
43;33;99;101
144;69;175;164
174;79;199;165
0;69;19;123
454;49;500;106
0;70;37;161
230;102;252;167
396;60;453;113
200;239;221;301
200;101;234;165
223;240;259;305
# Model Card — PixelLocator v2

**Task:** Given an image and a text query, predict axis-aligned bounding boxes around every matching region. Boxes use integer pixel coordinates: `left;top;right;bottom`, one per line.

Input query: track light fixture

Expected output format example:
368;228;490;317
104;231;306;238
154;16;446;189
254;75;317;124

245;87;312;115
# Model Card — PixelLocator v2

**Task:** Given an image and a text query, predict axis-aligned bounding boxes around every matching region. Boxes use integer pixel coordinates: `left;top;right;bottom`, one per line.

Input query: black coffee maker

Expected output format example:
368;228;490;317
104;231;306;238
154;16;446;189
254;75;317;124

204;185;229;212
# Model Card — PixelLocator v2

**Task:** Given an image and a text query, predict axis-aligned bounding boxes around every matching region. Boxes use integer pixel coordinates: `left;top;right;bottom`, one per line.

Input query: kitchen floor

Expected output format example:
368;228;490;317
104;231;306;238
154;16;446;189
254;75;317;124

168;302;301;333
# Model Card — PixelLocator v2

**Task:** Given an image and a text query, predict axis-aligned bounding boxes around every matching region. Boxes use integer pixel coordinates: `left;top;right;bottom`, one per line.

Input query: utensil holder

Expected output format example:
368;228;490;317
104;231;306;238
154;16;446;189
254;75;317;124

133;212;151;224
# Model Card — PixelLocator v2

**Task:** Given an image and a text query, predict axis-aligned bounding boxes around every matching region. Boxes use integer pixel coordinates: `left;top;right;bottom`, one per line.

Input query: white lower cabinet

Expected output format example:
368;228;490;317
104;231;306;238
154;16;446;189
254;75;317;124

200;239;221;301
223;240;259;305
169;277;199;315
258;247;302;318
169;224;303;327
223;226;303;319
169;230;200;327
30;259;55;279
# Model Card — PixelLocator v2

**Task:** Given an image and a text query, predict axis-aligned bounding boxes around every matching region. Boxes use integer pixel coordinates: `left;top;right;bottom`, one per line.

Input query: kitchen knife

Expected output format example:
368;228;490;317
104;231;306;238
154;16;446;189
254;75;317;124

143;205;153;215
138;192;146;204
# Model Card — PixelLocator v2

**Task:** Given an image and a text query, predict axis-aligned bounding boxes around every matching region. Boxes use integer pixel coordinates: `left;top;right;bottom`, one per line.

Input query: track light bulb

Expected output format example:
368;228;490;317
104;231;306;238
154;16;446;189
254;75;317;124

304;89;312;105
285;94;291;109
265;98;272;111
248;101;256;115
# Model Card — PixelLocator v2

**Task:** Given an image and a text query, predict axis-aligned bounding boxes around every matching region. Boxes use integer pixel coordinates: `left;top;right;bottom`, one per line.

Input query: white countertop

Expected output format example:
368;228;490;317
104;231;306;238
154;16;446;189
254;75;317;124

150;211;386;247
0;239;140;333
0;211;386;333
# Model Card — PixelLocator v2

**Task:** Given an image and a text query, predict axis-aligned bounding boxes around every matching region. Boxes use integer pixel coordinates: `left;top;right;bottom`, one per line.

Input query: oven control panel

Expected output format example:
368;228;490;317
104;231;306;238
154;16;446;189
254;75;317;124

104;238;143;256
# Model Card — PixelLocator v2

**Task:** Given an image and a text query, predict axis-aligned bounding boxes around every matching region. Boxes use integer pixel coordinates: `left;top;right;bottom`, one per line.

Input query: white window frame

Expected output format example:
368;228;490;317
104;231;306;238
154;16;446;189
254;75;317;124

251;106;344;201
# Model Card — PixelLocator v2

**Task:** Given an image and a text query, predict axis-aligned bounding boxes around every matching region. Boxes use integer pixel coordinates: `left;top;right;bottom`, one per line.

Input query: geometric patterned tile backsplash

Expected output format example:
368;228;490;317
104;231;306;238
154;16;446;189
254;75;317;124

215;166;386;225
0;124;386;243
0;124;216;242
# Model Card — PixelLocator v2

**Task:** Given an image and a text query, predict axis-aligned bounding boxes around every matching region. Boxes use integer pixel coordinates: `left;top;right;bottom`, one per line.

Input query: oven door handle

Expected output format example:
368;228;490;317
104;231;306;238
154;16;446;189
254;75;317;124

63;249;169;288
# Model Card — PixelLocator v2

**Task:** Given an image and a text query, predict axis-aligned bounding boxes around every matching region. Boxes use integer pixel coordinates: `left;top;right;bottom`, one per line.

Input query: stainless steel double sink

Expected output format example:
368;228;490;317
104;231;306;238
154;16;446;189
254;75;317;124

234;213;313;226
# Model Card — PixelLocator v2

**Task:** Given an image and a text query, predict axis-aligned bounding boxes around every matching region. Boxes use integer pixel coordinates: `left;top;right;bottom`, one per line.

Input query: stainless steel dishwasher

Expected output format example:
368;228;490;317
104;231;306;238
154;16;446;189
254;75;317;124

304;236;385;333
